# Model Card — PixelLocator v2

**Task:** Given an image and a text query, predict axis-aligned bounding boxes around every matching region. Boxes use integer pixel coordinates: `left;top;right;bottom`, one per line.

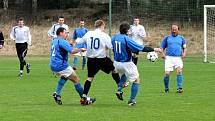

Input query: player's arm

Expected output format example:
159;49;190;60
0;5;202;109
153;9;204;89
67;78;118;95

27;27;32;46
48;25;55;38
10;27;16;41
182;37;187;59
138;26;146;38
160;36;168;59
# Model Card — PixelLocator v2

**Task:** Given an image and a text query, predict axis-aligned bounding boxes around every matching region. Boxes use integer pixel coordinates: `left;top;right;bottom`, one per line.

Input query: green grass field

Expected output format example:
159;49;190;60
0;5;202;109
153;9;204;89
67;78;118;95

0;56;215;121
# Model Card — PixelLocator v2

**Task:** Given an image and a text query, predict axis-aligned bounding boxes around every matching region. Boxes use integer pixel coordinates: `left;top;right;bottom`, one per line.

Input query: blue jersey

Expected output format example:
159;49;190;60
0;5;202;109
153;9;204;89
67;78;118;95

72;27;88;48
50;37;73;72
112;34;144;62
160;34;186;57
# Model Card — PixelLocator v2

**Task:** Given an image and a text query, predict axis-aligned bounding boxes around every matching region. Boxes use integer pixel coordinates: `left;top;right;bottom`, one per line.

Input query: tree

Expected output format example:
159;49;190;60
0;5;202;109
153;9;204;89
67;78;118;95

3;0;8;10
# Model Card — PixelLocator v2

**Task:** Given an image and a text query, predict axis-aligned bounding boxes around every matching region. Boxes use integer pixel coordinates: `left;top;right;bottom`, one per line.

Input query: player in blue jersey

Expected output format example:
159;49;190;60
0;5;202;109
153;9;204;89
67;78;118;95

50;27;95;105
160;24;187;93
112;23;160;106
72;20;88;70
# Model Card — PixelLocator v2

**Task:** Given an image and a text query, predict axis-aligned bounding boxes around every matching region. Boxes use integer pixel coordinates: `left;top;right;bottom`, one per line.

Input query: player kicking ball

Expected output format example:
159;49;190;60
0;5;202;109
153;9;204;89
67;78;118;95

112;23;161;106
50;27;95;105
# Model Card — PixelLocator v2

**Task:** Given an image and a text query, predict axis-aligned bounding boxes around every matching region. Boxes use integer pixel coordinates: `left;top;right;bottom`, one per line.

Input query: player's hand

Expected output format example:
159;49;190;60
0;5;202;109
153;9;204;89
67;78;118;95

79;48;86;52
154;48;161;52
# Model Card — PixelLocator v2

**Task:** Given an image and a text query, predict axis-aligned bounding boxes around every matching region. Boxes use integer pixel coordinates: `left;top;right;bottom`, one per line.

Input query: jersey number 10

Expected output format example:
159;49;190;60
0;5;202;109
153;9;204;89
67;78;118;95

90;37;100;49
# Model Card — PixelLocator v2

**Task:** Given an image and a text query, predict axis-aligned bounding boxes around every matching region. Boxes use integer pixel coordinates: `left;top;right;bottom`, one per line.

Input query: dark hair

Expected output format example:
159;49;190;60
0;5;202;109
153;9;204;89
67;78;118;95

18;17;24;22
172;23;180;30
120;23;130;34
94;20;105;28
56;27;65;35
58;16;64;19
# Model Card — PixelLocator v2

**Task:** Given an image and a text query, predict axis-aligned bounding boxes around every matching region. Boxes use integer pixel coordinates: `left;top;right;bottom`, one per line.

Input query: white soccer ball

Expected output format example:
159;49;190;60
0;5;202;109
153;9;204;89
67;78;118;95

147;51;158;62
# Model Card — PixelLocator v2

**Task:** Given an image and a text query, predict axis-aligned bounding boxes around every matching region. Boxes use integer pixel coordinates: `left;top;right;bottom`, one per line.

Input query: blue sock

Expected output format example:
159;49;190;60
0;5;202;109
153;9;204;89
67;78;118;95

117;74;127;92
177;74;183;89
73;56;78;68
130;83;139;101
82;56;87;69
164;76;169;89
55;77;67;95
74;83;84;98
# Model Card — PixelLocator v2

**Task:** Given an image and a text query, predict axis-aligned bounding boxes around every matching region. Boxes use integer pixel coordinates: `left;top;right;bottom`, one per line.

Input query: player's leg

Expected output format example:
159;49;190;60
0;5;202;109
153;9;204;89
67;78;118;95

82;56;87;70
125;62;139;106
67;71;84;98
73;56;78;70
163;56;173;93
16;43;26;76
176;58;183;93
22;43;30;74
82;58;99;97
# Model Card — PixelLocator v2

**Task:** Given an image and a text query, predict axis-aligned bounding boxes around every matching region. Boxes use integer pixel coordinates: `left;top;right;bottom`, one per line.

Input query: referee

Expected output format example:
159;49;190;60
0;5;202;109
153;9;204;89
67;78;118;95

10;18;31;77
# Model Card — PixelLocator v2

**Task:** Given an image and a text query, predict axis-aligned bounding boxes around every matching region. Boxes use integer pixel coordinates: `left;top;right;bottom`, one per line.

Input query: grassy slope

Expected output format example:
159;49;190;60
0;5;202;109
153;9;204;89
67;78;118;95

0;56;214;121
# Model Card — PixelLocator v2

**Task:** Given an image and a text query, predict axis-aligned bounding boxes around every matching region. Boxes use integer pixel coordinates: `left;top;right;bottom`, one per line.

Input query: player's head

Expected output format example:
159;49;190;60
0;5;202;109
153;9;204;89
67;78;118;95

120;23;130;35
94;20;105;31
17;18;24;27
171;24;179;36
79;20;85;27
58;16;65;25
133;17;140;26
56;27;67;38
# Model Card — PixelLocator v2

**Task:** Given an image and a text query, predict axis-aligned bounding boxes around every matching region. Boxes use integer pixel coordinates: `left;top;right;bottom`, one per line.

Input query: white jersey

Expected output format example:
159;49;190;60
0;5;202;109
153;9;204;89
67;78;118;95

48;23;69;38
10;26;32;45
130;24;146;45
76;29;112;58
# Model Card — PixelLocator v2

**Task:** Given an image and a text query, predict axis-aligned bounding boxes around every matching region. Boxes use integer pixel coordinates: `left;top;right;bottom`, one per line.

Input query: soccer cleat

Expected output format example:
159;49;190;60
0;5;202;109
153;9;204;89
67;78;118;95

176;88;183;93
53;93;62;105
116;91;123;101
165;88;169;93
80;96;96;106
26;63;30;74
128;100;136;106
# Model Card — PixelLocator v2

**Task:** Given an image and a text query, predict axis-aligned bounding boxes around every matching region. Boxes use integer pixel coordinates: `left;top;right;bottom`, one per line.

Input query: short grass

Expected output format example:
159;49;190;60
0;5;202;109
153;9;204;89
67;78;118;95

0;56;215;121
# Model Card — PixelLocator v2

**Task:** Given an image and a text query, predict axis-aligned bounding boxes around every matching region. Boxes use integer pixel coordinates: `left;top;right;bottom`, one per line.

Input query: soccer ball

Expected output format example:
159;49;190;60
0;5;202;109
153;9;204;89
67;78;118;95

147;52;158;62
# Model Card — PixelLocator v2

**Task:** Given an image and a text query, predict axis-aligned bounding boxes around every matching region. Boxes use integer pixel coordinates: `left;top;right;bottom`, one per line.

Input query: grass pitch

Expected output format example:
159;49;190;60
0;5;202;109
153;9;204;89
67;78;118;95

0;56;215;121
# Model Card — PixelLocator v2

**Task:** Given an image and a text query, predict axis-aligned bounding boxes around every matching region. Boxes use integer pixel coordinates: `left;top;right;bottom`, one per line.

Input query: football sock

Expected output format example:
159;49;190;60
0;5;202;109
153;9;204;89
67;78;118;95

20;70;23;74
112;73;120;85
130;83;139;101
73;56;78;68
164;76;169;89
118;74;127;92
83;80;91;95
74;83;84;98
177;74;183;89
55;77;67;95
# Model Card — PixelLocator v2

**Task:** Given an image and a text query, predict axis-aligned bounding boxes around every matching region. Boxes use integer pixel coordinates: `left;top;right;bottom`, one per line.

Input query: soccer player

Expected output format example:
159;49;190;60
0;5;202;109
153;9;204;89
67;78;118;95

72;20;88;70
76;20;121;105
160;24;187;93
10;18;31;77
112;23;160;106
48;16;69;38
50;27;95;105
129;17;146;65
0;30;4;49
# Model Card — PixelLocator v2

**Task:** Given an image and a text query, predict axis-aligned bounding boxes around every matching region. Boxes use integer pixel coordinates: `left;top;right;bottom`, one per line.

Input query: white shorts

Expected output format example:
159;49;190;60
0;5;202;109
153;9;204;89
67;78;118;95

54;66;74;78
113;61;139;83
165;56;183;72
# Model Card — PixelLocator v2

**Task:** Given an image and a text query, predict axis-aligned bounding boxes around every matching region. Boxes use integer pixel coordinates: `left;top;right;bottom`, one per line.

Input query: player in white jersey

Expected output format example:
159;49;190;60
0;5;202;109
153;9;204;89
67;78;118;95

10;18;31;77
76;20;121;105
48;16;69;38
129;17;146;65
